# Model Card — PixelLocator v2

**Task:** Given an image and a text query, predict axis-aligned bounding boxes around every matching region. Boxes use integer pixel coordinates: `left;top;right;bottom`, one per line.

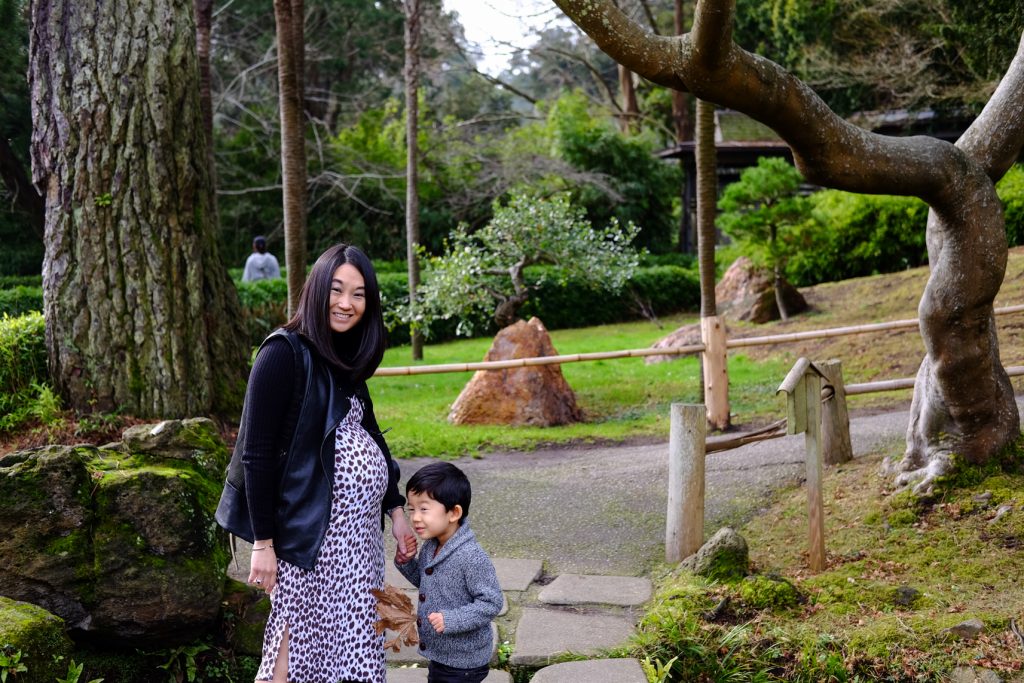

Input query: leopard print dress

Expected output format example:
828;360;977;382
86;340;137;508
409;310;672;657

257;396;388;683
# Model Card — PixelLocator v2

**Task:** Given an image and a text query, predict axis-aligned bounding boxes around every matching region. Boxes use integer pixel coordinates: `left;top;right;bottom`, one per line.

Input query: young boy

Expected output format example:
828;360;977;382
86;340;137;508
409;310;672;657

395;462;503;683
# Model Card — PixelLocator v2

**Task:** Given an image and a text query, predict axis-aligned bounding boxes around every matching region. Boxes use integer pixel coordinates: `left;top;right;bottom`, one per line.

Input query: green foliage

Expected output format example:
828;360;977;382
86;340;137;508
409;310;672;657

997;163;1024;247
153;643;209;683
412;193;641;334
546;91;681;253
0;645;27;683
0;312;46;397
0;275;41;289
717;157;810;275
784;191;929;286
234;278;289;347
54;659;103;683
0;286;43;317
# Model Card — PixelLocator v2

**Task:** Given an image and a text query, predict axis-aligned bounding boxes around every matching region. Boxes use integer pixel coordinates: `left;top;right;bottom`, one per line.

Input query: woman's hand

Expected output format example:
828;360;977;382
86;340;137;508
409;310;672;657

248;539;278;594
391;509;417;564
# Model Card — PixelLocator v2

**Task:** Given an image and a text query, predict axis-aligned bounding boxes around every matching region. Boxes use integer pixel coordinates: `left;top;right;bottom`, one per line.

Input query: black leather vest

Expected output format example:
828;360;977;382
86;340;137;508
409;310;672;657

216;330;403;570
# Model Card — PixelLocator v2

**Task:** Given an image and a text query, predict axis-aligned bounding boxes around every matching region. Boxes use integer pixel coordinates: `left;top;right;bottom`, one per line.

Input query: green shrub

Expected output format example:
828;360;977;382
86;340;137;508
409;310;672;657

0;286;43;317
235;278;289;347
998;163;1024;247
784;191;929;286
0;275;41;289
0;312;46;397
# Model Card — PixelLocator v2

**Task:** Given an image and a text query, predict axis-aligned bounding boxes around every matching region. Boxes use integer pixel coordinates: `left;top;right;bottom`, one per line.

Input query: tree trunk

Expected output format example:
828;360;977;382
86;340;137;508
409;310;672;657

696;97;729;429
193;0;219;232
274;0;307;317
29;0;248;417
554;0;1024;490
696;99;716;319
672;0;692;253
404;0;423;360
770;226;789;320
618;64;639;133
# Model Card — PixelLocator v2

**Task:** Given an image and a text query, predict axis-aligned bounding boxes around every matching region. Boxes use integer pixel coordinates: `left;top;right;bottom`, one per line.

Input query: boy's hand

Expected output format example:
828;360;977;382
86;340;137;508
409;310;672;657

427;612;445;633
394;534;417;564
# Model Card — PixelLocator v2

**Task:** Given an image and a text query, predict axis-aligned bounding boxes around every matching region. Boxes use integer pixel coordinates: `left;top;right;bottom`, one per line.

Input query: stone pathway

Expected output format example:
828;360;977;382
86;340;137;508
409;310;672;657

383;557;650;681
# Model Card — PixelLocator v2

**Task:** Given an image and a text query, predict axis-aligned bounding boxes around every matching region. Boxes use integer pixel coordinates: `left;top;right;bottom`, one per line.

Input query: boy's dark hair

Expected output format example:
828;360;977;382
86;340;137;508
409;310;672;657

406;462;471;525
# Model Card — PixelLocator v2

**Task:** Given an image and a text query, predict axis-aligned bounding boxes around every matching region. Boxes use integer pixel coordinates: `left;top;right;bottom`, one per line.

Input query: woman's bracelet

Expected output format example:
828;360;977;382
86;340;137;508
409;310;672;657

252;544;274;551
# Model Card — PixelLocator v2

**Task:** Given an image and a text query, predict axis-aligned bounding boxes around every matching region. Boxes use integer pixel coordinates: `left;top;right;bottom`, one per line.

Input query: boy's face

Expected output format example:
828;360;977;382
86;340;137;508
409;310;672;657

407;490;462;546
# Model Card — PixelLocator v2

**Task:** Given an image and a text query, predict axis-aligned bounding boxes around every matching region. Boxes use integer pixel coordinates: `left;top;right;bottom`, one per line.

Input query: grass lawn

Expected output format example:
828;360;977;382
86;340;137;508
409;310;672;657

373;314;790;459
373;246;1024;460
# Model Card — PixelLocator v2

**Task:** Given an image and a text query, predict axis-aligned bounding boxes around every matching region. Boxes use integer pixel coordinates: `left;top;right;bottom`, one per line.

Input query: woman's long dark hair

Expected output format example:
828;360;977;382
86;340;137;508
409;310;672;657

283;244;386;382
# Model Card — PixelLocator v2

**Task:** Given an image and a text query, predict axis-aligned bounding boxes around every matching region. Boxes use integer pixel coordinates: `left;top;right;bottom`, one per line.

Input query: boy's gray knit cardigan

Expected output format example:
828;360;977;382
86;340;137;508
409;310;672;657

395;522;502;669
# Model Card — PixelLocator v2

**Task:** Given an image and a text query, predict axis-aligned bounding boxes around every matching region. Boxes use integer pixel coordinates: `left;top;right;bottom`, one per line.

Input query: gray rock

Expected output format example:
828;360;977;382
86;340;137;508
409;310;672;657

538;574;652;606
494;557;543;591
0;425;231;646
949;666;1003;683
680;527;749;580
941;618;985;641
510;608;635;666
530;658;647;683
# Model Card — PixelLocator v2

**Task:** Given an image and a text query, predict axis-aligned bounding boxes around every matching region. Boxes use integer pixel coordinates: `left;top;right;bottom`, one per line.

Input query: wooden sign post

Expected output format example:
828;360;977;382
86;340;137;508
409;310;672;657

777;358;828;573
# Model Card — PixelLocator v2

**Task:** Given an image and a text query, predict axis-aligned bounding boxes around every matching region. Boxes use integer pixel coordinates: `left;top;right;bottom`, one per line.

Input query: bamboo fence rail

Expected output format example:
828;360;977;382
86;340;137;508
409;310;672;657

374;304;1024;377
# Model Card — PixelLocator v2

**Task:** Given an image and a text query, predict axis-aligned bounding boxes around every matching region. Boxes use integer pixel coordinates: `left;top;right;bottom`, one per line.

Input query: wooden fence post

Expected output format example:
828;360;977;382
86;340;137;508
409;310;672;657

819;359;853;465
803;372;826;572
701;315;729;429
666;403;706;563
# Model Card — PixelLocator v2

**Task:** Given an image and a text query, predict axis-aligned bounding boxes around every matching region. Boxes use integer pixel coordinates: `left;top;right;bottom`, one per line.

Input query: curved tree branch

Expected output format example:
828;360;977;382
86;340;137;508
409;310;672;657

958;32;1024;182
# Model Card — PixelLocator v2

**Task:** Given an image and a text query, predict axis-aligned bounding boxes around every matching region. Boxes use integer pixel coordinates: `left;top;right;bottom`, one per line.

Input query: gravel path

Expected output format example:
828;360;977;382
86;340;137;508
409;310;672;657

389;406;917;576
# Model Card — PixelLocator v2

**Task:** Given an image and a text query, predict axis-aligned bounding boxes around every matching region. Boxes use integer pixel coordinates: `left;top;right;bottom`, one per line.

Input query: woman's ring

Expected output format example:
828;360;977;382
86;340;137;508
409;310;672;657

255;578;263;584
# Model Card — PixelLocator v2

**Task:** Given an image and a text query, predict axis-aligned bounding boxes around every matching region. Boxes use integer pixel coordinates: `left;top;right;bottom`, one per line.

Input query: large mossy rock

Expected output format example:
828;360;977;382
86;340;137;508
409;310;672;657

0;419;230;646
0;596;73;683
679;527;750;581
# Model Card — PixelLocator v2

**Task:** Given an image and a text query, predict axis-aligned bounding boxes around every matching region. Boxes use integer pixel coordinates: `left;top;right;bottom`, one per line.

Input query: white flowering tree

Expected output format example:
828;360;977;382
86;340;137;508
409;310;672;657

413;193;641;336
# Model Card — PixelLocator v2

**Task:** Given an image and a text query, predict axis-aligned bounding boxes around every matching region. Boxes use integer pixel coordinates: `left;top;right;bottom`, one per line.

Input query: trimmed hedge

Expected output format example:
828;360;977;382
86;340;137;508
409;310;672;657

0;286;43;317
0;312;47;400
235;265;700;347
0;275;41;289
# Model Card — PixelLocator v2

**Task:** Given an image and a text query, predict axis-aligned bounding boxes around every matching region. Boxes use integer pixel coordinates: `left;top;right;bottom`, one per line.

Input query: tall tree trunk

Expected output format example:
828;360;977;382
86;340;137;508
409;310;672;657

695;99;716;320
770;226;789;320
193;0;219;233
673;0;692;253
617;65;639;133
274;0;307;317
404;0;423;360
696;97;729;429
555;0;1024;489
29;0;248;417
0;135;44;240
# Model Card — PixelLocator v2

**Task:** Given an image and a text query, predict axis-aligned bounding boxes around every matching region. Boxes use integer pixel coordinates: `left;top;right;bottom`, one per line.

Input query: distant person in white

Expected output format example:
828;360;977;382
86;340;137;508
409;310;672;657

242;236;281;282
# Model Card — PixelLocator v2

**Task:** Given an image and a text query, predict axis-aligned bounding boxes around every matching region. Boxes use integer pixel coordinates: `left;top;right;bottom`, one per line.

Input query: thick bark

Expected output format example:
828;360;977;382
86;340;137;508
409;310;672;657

404;0;423;360
274;0;307;316
0;135;45;239
29;0;248;417
553;0;1024;489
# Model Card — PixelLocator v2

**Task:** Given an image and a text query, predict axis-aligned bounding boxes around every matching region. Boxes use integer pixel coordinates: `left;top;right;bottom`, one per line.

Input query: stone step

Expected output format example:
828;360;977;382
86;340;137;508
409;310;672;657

509;608;636;666
537;574;652;607
529;658;647;683
387;666;512;682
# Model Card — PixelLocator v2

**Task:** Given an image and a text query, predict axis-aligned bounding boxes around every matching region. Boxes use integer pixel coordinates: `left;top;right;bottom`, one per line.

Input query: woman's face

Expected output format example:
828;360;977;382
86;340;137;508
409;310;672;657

328;263;366;334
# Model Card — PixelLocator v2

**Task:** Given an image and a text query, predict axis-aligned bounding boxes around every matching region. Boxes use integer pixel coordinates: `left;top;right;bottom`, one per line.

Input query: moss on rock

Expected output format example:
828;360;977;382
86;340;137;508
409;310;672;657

738;574;800;610
0;596;72;683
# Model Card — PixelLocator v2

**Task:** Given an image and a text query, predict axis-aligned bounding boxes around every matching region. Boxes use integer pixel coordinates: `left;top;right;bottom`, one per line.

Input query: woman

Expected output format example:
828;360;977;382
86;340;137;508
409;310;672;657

225;243;417;683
